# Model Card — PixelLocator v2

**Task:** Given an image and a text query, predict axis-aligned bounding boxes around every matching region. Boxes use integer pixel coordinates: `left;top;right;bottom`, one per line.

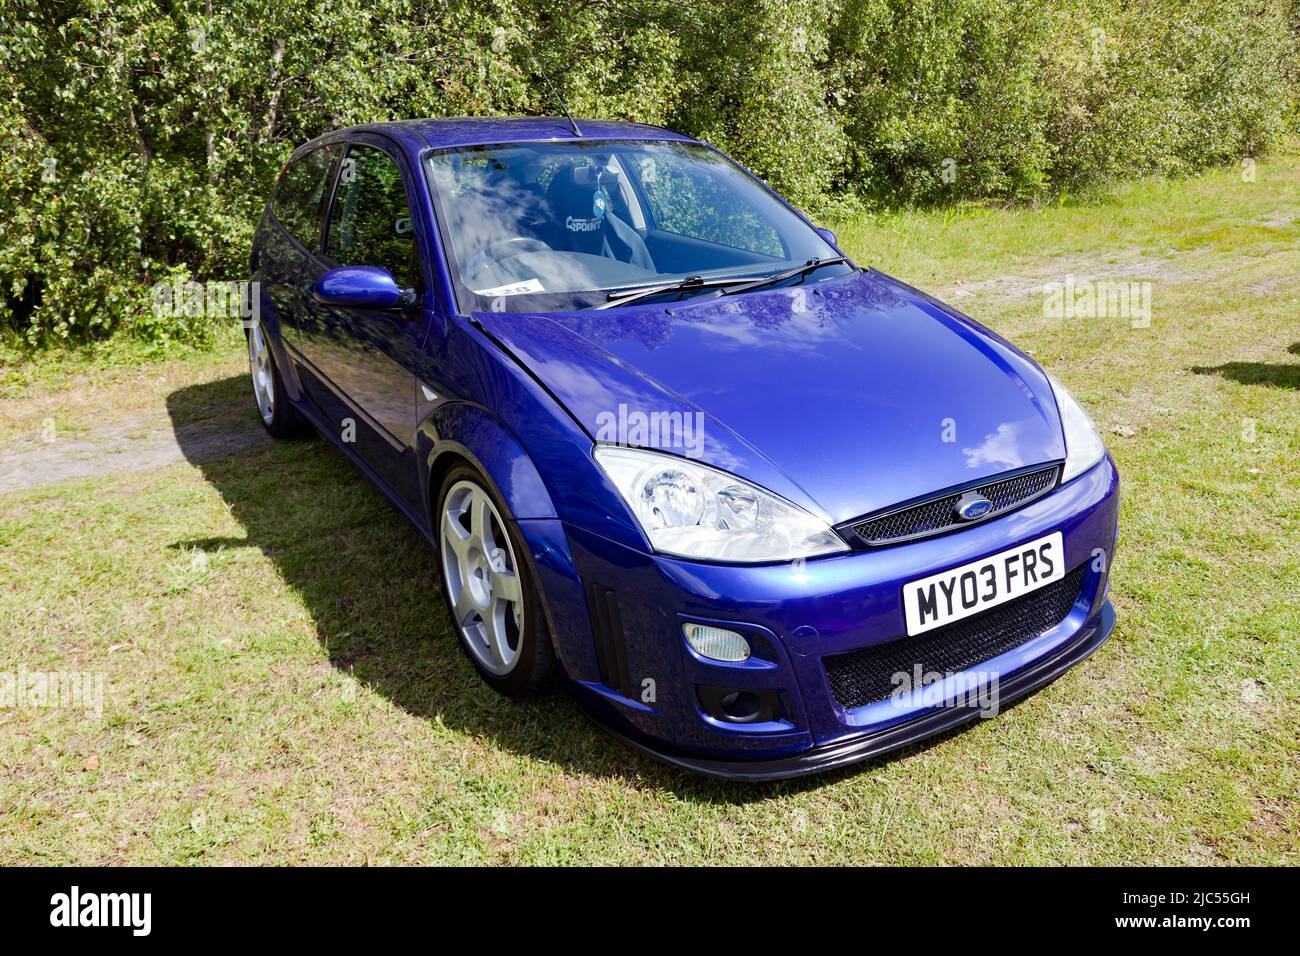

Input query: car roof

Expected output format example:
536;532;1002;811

303;116;695;158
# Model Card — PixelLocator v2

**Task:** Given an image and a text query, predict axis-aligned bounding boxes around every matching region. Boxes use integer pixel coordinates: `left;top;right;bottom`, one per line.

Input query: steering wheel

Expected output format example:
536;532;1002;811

465;237;550;280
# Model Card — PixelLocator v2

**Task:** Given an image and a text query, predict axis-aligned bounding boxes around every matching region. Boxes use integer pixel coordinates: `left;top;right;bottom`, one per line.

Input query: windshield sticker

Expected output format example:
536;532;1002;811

474;278;546;297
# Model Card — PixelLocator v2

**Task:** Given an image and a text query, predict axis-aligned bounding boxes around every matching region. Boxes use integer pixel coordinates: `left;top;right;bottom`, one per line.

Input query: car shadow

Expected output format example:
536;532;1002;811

1190;344;1300;389
166;374;962;800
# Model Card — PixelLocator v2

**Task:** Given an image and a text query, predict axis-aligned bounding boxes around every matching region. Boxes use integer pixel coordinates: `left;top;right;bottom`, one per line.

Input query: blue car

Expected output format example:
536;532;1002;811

249;117;1118;780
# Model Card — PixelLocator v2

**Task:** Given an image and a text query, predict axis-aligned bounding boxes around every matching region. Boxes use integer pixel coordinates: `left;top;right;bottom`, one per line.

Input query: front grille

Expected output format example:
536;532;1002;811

850;464;1060;547
824;563;1088;711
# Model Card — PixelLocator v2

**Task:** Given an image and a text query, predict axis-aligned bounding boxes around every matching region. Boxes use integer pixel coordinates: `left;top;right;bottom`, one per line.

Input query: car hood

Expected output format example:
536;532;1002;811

473;270;1064;525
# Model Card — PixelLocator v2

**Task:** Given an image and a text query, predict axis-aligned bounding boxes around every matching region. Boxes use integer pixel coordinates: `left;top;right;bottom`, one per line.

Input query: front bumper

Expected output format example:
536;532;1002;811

521;455;1120;780
598;600;1115;780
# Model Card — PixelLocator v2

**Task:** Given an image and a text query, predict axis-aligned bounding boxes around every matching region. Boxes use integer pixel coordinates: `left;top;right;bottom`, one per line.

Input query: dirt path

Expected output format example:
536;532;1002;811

938;221;1293;302
941;250;1189;302
0;357;267;494
0;416;272;492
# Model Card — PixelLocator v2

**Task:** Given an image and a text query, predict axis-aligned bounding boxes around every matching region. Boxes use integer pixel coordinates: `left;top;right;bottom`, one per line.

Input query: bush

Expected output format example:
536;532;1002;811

0;0;1295;346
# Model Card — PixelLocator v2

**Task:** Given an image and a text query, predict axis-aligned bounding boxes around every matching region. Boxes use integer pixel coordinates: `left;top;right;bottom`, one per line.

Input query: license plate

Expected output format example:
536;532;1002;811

903;532;1065;636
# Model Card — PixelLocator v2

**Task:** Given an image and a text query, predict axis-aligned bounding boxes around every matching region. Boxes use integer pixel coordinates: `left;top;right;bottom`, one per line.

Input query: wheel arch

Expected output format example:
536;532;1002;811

421;401;593;680
420;401;559;524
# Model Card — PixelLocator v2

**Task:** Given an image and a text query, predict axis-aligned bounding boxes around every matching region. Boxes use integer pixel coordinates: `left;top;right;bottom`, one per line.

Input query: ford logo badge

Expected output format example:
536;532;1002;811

955;492;993;521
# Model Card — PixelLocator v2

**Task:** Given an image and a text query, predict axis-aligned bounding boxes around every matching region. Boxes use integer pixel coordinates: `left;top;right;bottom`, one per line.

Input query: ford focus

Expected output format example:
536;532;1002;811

248;117;1119;780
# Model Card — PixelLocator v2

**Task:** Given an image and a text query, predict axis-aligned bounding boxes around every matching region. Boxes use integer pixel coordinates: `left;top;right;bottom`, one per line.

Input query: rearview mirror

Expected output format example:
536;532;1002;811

312;266;403;309
573;165;621;187
815;226;839;249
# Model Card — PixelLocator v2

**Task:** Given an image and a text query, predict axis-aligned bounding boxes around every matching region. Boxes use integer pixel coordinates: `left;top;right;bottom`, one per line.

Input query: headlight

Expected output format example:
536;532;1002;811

1047;372;1106;483
593;446;850;563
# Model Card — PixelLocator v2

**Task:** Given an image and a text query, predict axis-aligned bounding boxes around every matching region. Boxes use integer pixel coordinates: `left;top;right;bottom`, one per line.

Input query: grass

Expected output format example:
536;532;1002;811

1;157;1297;864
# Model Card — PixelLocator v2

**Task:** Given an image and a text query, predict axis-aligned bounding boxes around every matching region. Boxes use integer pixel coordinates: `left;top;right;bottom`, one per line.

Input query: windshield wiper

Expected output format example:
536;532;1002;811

719;256;851;297
589;274;746;310
588;256;853;310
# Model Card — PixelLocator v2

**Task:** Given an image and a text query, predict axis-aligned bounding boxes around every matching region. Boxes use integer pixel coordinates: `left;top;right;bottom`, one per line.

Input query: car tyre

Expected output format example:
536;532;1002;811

247;324;306;438
436;463;555;698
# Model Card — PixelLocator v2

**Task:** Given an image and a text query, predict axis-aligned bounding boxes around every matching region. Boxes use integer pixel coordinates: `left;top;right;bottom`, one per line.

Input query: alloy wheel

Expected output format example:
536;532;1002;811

439;479;526;676
248;323;275;425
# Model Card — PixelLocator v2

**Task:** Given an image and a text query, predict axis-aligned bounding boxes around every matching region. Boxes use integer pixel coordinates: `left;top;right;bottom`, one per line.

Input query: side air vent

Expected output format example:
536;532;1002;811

584;581;631;696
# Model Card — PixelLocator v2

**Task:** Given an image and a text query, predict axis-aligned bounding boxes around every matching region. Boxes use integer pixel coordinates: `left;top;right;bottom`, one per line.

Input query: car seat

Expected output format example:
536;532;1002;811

543;163;654;270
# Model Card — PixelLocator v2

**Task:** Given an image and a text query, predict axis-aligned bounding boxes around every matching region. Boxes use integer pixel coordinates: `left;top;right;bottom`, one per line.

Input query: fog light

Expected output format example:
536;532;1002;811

683;623;751;662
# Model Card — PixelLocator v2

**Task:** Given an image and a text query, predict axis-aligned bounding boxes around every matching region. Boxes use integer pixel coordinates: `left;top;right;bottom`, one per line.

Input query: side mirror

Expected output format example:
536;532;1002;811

312;266;408;309
815;226;839;249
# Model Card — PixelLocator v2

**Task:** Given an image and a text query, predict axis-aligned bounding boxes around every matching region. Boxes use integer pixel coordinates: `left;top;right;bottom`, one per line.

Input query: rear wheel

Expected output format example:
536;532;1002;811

436;464;554;697
247;323;305;438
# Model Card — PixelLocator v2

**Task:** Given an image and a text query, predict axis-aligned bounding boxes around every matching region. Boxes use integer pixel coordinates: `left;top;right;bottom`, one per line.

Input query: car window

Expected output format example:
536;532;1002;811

636;150;784;258
325;144;418;289
425;140;842;313
272;144;339;249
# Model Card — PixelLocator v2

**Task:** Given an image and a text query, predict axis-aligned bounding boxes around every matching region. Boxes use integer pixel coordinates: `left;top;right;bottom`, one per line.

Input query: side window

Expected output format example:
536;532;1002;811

637;152;783;258
272;144;339;248
325;145;418;289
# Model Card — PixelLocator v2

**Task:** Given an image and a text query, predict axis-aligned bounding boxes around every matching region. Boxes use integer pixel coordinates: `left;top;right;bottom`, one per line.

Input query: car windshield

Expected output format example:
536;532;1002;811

424;139;851;313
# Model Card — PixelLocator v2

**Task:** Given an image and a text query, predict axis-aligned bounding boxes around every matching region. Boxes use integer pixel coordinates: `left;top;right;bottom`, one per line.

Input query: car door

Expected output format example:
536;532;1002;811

297;138;428;509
